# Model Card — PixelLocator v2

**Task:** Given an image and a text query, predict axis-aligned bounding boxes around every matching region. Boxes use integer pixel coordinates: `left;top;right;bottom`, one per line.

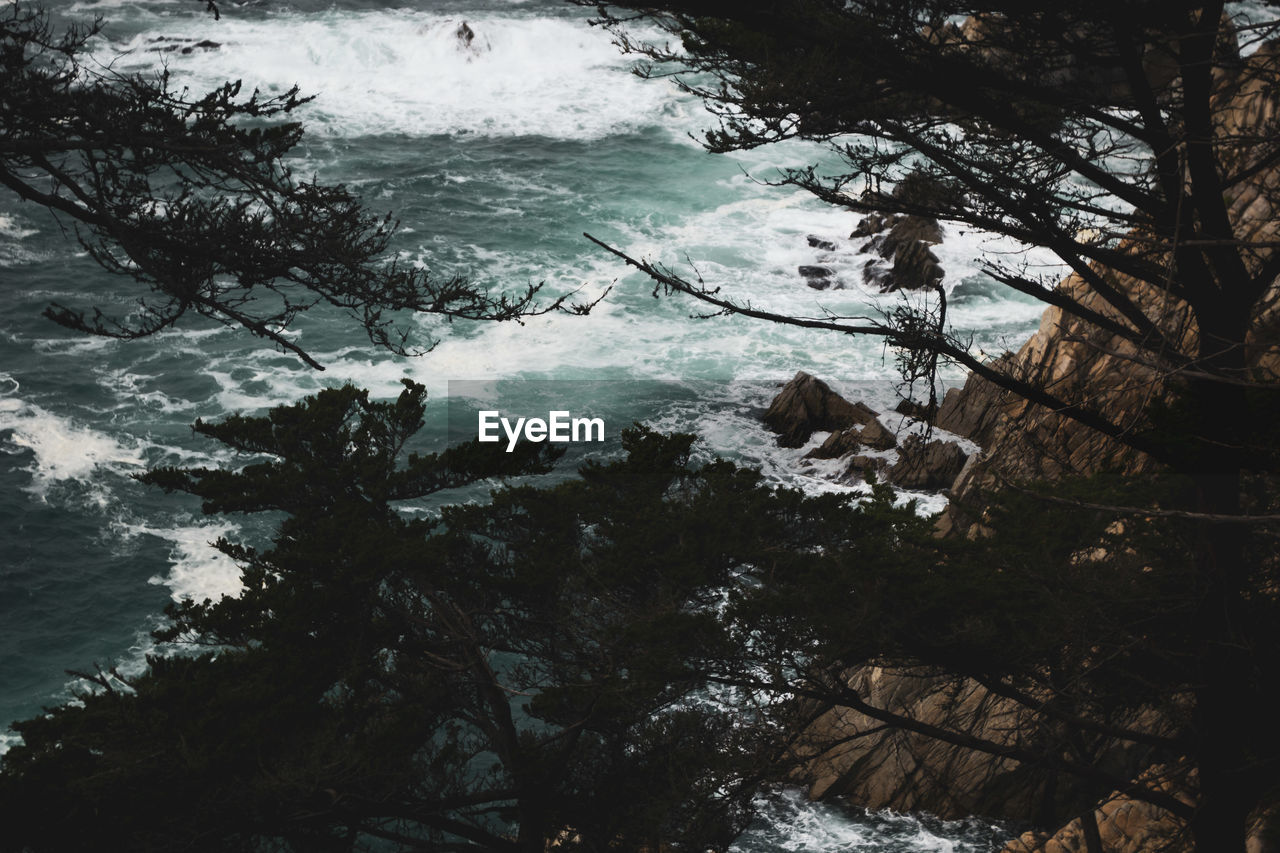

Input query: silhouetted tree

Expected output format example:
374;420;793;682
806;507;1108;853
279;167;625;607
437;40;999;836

573;2;1280;848
2;387;843;852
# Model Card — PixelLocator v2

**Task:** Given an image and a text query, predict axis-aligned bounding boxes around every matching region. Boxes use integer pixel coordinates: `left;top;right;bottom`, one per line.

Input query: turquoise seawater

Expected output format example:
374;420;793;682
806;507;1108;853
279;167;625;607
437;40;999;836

0;0;1048;846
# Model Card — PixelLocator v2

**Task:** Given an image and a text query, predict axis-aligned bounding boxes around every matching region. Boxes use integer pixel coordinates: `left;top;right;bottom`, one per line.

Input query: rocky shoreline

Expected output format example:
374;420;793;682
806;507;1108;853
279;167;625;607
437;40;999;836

759;31;1280;851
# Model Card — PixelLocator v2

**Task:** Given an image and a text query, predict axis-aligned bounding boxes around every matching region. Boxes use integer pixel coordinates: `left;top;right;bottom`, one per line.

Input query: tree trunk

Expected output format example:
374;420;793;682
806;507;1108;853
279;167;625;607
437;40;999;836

1185;306;1257;852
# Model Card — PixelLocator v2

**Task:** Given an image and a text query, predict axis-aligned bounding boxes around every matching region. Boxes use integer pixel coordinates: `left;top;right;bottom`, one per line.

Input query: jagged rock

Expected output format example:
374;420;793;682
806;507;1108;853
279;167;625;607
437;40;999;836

763;372;878;448
895;398;939;423
845;454;890;482
807;234;838;251
791;25;1272;844
804;427;863;460
792;668;1049;819
147;37;221;54
1000;765;1198;853
886;434;968;490
862;258;892;291
859;418;898;451
862;218;946;293
799;265;839;289
453;20;490;55
854;172;950;292
882;214;945;251
851;212;901;239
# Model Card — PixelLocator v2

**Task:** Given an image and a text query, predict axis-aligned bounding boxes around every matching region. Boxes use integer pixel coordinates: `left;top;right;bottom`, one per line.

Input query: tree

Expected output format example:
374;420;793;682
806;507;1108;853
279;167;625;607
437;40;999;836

7;384;902;851
570;1;1280;849
1;2;594;369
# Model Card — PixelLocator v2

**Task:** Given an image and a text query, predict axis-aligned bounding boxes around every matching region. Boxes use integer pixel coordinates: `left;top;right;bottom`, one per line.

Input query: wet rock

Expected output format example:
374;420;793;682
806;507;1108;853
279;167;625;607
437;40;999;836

886;434;969;490
804;426;863;460
851;212;901;239
852;173;950;292
862;217;946;293
453;21;490;55
763;372;878;448
807;234;839;252
147;37;222;54
846;454;891;482
895;398;939;423
799;265;839;290
859;418;898;451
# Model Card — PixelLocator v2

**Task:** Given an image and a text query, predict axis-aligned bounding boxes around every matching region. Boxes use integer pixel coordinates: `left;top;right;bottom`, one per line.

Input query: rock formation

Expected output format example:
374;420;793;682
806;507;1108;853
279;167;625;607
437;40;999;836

765;373;973;491
762;372;878;448
854;177;948;293
798;265;839;290
787;28;1280;852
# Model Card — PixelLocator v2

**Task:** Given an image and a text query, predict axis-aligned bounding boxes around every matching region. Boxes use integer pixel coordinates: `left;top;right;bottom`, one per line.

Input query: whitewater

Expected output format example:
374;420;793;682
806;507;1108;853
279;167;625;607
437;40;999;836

0;0;1055;847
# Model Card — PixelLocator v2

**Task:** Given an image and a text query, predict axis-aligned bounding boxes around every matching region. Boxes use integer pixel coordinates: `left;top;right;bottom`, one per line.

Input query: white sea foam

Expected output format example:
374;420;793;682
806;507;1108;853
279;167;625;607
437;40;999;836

733;787;1012;853
126;520;244;602
0;382;145;503
0;214;37;240
97;11;690;141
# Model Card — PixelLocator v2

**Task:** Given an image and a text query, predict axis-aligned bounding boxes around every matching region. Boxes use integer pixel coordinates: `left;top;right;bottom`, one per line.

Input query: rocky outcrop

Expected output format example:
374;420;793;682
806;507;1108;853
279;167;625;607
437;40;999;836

766;374;975;491
931;39;1280;537
147;37;222;55
798;265;839;290
804;426;864;460
854;176;948;293
790;28;1280;845
1001;770;1193;853
762;372;878;448
789;668;1149;822
886;435;968;491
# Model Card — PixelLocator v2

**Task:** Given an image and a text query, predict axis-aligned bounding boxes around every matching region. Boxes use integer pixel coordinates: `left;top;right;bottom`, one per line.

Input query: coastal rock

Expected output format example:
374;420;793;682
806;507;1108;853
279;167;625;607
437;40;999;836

861;219;945;293
147;37;222;54
453;21;490;56
895;398;939;423
845;453;890;482
799;265;839;289
793;669;1046;819
1000;765;1197;853
858;418;898;451
807;234;838;252
793;25;1276;845
763;372;877;448
886;434;967;491
804;426;863;460
851;212;901;239
854;175;948;293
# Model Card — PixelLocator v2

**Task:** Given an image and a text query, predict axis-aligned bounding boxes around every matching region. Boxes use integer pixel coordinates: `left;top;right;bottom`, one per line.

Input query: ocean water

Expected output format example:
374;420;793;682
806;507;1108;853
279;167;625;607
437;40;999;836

0;0;1045;846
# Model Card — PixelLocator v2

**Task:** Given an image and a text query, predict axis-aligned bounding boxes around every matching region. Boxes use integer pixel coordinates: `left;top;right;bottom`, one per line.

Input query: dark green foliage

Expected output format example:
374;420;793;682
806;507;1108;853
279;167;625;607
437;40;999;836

6;386;933;852
573;3;1280;847
10;380;1276;850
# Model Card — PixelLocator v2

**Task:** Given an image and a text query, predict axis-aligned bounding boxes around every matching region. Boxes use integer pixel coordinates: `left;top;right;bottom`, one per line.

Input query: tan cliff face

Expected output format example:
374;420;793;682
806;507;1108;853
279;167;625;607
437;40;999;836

936;38;1280;534
792;29;1280;851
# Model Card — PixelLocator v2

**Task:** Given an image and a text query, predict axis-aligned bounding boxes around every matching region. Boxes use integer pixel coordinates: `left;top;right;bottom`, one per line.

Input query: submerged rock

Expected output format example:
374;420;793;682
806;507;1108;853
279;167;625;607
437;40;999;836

147;37;222;54
798;265;839;289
